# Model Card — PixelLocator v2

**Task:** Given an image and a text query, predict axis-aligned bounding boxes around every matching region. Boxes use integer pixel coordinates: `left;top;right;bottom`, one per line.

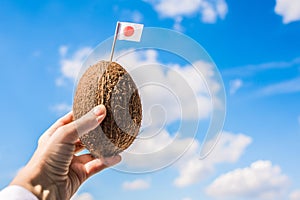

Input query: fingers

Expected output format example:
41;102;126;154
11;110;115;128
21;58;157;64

84;155;122;178
47;111;74;135
54;105;106;143
38;111;74;145
72;154;121;182
103;155;122;168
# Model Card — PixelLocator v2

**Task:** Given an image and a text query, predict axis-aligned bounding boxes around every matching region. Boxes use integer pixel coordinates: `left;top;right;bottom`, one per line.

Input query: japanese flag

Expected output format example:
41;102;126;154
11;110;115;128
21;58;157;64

117;22;144;42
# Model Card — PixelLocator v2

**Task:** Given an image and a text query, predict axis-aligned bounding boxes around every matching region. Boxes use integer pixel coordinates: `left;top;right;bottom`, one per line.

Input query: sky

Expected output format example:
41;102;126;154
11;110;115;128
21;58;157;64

0;0;300;200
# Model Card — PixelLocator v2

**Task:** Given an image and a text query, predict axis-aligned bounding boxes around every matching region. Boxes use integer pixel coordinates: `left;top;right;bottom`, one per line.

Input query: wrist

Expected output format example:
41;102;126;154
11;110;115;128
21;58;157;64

10;166;49;200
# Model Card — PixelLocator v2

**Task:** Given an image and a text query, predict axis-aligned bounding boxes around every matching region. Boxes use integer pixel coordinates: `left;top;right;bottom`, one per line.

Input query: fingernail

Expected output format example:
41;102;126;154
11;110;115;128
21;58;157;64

93;105;106;122
93;105;104;116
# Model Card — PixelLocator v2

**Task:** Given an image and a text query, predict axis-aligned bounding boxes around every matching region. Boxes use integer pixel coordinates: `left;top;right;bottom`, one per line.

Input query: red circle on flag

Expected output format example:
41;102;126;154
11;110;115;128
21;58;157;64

123;26;135;37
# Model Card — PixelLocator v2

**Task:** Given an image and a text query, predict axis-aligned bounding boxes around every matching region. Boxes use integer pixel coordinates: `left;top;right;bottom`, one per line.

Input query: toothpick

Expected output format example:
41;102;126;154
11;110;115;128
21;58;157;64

109;21;120;62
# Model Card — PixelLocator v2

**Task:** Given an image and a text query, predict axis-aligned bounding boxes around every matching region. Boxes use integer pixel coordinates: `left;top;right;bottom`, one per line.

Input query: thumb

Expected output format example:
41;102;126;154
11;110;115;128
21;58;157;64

54;105;106;143
75;105;107;138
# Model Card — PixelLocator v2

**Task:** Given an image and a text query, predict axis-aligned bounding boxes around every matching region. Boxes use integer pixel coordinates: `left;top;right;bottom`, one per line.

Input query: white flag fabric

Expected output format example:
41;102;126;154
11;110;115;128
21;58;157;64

117;22;144;42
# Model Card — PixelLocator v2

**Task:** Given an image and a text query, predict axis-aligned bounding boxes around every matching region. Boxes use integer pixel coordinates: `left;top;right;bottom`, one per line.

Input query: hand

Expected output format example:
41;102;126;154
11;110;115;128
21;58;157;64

10;105;121;200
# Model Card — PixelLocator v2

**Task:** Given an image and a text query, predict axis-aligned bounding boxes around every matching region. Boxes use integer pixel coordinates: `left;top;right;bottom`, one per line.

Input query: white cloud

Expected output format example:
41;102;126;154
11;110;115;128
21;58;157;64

174;153;214;187
55;77;66;87
58;46;92;82
222;58;300;77
121;128;197;171
224;57;300;77
119;130;252;186
173;16;184;32
182;198;192;200
223;57;300;97
149;0;202;17
51;103;72;115
59;45;68;57
71;193;93;200
174;132;252;187
206;160;290;200
200;0;228;23
116;49;219;127
257;77;300;96
290;190;300;200
144;0;228;24
117;9;144;23
229;79;243;94
203;132;252;164
131;11;144;22
275;0;300;24
122;179;150;190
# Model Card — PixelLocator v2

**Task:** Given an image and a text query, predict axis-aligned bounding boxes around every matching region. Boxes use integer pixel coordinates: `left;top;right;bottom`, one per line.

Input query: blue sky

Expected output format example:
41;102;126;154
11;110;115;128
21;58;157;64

1;0;300;200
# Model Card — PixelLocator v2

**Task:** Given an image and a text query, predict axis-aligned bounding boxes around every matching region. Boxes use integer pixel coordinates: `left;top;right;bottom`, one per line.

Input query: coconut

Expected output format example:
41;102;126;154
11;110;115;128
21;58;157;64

73;61;142;158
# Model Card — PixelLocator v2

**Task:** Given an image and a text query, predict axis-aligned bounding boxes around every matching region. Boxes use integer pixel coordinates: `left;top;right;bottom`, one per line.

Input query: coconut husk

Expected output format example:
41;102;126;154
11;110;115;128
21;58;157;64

73;61;142;157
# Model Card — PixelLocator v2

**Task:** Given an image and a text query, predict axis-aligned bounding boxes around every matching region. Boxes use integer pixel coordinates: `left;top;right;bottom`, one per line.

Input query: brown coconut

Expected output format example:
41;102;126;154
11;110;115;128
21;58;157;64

73;61;142;158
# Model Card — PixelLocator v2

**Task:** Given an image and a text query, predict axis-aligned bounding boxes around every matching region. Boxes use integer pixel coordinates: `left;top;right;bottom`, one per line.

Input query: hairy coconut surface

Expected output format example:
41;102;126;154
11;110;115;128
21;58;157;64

73;61;142;157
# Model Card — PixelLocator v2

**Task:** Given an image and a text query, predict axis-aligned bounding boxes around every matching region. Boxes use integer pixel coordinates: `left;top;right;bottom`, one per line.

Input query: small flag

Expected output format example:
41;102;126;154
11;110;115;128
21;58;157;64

110;21;144;61
117;22;144;42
